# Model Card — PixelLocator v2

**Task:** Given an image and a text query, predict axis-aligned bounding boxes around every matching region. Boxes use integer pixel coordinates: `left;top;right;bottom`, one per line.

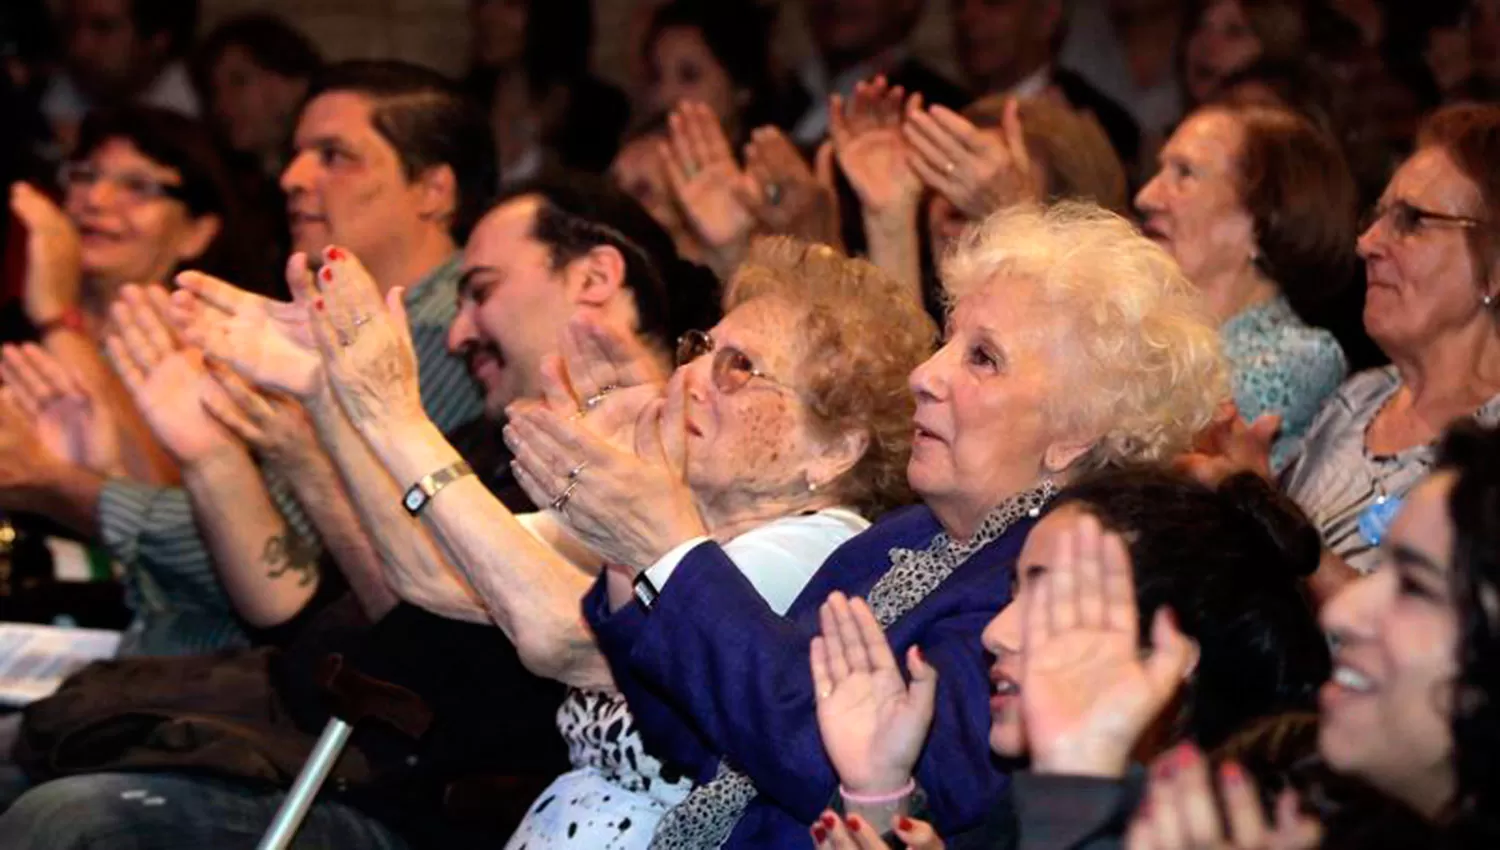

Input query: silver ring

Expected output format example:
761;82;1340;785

567;462;588;482
582;384;620;412
765;182;783;206
549;479;580;512
351;313;372;328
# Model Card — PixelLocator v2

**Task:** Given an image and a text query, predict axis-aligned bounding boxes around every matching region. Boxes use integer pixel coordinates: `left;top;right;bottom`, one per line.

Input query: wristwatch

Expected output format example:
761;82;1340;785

402;460;474;516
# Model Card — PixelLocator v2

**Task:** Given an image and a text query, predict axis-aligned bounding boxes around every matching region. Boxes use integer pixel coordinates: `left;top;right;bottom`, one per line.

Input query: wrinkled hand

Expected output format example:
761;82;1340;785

0;342;122;475
173;259;322;399
506;378;702;570
306;246;426;431
1022;513;1198;778
904;98;1042;219
811;592;938;795
200;364;319;472
1176;405;1278;487
831;77;923;218
536;311;669;450
11;182;83;327
105;285;237;465
812;810;945;849
738;127;842;248
1127;746;1322;850
660;101;756;252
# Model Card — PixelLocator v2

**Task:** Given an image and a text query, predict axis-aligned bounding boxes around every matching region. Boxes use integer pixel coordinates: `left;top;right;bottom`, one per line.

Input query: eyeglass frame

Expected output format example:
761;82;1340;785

674;329;797;396
1364;198;1485;238
57;162;191;206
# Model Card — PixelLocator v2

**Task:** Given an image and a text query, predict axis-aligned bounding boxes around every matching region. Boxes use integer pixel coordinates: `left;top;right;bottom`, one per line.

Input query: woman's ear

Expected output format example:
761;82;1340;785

173;213;222;264
809;428;871;492
1043;438;1094;476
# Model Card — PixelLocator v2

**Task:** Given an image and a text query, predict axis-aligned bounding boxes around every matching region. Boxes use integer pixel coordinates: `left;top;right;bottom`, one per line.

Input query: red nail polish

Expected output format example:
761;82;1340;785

811;825;826;843
820;813;837;829
898;817;913;831
846;815;862;831
1221;761;1245;785
320;267;333;283
326;247;344;261
314;298;325;311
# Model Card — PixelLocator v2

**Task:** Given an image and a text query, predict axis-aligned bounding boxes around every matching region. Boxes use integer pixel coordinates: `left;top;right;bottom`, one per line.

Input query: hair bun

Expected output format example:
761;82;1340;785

1218;472;1322;578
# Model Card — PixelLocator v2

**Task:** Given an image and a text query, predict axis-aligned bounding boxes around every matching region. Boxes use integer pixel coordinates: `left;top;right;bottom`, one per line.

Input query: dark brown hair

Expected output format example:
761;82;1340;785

1220;103;1359;319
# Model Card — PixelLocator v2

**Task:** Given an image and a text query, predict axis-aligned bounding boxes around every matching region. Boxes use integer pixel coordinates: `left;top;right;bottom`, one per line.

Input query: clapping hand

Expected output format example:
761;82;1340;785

537;311;668;451
105;285;238;465
173;257;323;400
811;810;945;849
305;246;426;432
904;98;1042;219
811;592;937;797
830;77;923;219
739;127;842;248
1019;513;1198;778
659;101;756;257
1176;403;1279;487
0;343;122;475
199;365;319;472
1127;745;1322;850
10;182;82;329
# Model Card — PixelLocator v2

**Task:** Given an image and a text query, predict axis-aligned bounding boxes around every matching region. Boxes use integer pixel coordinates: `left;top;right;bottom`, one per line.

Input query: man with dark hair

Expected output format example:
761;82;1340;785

42;0;201;147
0;174;698;850
193;13;322;178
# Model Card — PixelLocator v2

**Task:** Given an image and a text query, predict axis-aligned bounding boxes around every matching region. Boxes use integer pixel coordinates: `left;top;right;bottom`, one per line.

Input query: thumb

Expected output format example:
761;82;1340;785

286;253;316;304
814;141;837;191
1144;607;1195;701
386;286;409;330
906;645;939;710
1249;413;1282;446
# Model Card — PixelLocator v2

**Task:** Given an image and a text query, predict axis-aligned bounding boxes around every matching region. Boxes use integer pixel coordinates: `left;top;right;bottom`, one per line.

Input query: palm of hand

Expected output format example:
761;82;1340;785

138;353;231;460
1023;634;1164;770
679;166;753;247
225;308;321;398
841;131;918;211
818;667;927;791
41;395;119;472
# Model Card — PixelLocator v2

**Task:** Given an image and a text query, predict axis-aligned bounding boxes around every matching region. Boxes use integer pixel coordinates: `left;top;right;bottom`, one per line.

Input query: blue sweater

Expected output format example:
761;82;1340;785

584;503;1034;847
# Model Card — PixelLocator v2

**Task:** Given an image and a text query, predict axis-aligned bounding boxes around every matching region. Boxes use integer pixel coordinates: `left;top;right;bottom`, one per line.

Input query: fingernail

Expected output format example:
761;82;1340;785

898;816;913;831
320;267;333;283
820;813;837;829
846;815;862;831
1161;606;1179;629
314;298;325;311
811;825;826;843
326;247;344;261
1221;761;1245;786
913;645;924;664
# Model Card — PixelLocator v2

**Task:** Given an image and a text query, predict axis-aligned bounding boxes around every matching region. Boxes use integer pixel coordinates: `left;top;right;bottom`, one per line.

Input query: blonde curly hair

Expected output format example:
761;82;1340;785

941;202;1227;470
725;238;937;516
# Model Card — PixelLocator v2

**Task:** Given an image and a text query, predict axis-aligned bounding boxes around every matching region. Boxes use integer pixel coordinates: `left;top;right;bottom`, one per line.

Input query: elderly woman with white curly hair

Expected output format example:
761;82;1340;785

506;201;1228;847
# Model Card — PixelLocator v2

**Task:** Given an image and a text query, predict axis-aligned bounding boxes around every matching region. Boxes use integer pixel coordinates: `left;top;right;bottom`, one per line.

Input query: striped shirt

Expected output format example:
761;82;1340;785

101;254;482;655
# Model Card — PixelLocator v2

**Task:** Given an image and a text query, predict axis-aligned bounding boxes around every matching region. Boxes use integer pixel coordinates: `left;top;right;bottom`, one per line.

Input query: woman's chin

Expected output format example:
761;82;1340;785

989;719;1025;758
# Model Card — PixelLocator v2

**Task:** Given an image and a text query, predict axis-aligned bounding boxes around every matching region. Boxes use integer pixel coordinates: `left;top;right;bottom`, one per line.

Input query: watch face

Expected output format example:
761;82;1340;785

405;490;423;511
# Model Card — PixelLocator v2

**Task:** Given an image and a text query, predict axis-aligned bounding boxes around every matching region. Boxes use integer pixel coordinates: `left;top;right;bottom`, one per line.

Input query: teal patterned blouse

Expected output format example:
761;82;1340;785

1221;296;1347;471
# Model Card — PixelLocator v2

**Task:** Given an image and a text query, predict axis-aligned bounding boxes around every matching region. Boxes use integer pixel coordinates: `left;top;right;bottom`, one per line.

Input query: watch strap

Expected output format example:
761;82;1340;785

402;460;474;516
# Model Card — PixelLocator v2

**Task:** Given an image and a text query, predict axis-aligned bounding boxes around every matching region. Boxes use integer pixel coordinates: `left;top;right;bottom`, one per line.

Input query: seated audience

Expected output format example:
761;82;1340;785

1137;102;1354;470
504;202;1225;845
808;465;1331;846
1283;103;1500;583
952;0;1140;168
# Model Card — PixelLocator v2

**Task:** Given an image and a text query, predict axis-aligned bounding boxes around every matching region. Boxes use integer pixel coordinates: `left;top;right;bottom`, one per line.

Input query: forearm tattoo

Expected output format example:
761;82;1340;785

262;531;320;586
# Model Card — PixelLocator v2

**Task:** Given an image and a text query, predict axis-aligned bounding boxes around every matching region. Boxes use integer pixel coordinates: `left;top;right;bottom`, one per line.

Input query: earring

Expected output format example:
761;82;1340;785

1485;293;1496;308
807;479;819;494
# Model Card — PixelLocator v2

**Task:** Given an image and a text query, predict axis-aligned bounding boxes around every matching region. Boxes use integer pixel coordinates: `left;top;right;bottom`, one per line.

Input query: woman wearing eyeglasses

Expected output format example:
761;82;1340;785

1136;102;1354;472
499;203;1225;847
1280;103;1500;587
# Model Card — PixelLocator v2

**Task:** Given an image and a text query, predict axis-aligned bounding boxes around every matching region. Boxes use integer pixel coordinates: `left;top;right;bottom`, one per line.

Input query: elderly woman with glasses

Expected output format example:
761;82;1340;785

1278;104;1500;595
505;202;1227;847
305;235;935;849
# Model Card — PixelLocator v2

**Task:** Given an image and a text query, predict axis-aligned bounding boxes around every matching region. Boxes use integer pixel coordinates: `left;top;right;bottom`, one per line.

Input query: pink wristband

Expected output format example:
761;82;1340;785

838;778;915;804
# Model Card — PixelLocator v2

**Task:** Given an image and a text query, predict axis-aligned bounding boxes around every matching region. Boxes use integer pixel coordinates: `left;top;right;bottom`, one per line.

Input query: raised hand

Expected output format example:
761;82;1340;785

904;98;1042;219
537;311;669;450
200;365;319;472
173;258;322;399
738;127;842;247
1127;746;1322;850
830;77;923;218
105;285;237;465
306;245;426;431
1176;405;1279;487
10;182;82;328
1020;513;1198;778
811;592;938;796
659;101;756;253
0;343;122;475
